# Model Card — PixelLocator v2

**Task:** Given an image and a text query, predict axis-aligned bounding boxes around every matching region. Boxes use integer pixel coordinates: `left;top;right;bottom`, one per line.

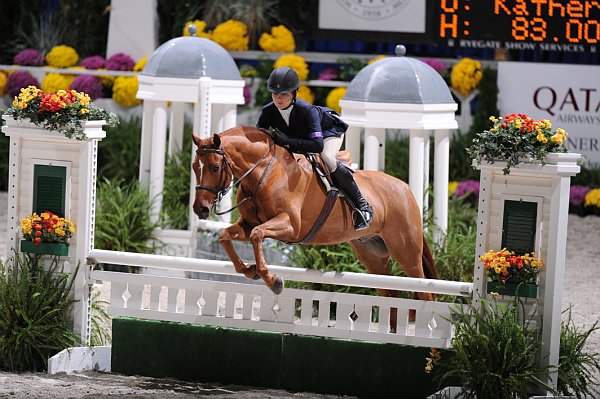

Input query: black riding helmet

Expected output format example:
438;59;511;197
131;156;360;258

267;66;299;94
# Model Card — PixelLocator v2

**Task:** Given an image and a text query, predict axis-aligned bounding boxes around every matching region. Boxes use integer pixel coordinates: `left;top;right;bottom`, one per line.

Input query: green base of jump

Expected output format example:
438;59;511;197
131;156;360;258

112;317;445;399
20;240;69;256
487;281;538;298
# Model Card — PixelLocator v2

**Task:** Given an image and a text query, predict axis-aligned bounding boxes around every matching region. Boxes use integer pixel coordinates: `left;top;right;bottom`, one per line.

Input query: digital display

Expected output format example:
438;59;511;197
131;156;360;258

437;0;600;50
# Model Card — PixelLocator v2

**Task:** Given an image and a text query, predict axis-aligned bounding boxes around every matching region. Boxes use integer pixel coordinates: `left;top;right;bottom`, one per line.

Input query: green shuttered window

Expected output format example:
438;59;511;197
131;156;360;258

33;164;66;217
501;200;537;255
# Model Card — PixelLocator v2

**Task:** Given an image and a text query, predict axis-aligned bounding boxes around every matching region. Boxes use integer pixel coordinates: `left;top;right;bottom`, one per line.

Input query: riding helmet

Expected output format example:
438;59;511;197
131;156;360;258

267;67;299;94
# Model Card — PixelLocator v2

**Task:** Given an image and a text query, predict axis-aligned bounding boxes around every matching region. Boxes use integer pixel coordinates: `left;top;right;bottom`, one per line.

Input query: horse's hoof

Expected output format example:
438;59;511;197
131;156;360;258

270;276;284;295
246;264;261;280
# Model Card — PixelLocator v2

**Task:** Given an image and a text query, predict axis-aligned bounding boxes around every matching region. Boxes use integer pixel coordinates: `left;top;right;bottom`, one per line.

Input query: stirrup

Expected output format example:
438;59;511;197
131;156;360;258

353;208;373;231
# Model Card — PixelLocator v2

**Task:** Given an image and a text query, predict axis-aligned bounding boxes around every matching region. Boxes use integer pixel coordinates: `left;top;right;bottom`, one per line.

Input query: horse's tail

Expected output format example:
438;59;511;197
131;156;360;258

422;235;438;280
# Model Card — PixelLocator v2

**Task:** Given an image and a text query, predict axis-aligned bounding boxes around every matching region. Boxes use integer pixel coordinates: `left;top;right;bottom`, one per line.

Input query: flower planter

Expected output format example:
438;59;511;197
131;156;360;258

486;281;538;298
20;240;69;256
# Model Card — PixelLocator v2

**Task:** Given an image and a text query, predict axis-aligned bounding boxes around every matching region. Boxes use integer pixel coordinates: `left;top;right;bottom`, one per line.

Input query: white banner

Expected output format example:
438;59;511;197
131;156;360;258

498;62;600;168
318;0;426;33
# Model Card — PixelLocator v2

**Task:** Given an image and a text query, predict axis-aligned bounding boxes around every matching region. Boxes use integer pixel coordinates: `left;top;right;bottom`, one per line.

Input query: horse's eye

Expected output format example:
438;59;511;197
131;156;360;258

210;165;220;173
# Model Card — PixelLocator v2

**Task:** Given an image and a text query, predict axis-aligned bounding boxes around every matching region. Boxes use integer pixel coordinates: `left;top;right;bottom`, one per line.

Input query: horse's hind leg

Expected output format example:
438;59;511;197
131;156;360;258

349;237;401;331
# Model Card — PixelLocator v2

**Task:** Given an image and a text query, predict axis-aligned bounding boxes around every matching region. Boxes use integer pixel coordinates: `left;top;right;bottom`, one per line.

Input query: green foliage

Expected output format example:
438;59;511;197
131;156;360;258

572;166;600;188
90;289;111;347
557;308;600;398
337;57;367;81
97;117;141;182
0;253;79;372
468;113;568;175
95;178;161;255
434;297;553;398
384;135;410;181
162;137;192;230
449;130;480;181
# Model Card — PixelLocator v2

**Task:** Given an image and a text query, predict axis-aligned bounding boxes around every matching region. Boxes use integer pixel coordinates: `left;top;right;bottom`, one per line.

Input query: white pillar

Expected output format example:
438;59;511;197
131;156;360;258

409;129;426;216
168;102;185;155
193;77;212;139
106;0;158;60
539;175;572;392
363;127;385;171
222;104;238;130
423;131;430;215
433;129;450;242
139;100;156;187
344;125;362;168
149;101;168;225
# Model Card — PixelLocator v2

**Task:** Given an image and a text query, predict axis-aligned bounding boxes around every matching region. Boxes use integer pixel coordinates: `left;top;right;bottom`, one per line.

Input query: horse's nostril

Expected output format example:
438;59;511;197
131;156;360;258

195;206;210;220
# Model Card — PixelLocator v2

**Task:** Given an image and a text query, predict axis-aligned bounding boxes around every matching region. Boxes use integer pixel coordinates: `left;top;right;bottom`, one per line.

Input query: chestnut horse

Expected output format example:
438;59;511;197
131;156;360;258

191;126;436;303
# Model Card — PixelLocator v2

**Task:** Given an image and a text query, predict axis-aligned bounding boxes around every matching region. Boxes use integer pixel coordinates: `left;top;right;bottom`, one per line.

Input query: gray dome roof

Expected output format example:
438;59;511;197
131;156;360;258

344;55;454;104
141;37;242;80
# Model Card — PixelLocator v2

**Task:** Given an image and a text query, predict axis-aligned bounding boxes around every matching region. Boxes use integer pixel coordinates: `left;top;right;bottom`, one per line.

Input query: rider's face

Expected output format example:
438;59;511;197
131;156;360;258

272;92;293;109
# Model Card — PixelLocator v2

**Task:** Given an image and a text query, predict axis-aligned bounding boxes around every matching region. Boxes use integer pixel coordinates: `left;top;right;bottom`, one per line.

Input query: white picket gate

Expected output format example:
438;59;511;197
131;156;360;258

88;249;473;349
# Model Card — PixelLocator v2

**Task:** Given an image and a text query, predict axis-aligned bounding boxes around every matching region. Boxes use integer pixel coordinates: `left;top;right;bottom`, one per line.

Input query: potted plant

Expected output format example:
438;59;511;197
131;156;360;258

468;113;569;175
19;211;75;256
480;248;543;298
3;85;118;140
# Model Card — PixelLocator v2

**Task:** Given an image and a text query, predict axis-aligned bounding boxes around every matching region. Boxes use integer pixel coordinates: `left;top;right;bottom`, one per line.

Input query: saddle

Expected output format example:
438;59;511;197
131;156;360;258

295;151;354;244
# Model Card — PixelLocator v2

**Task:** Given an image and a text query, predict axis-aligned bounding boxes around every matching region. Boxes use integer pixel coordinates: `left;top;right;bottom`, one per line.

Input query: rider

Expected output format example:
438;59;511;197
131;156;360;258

256;66;373;231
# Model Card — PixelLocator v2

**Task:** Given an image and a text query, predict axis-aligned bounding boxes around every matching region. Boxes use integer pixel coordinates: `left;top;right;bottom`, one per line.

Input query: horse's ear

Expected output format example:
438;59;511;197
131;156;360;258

213;134;221;148
191;134;202;147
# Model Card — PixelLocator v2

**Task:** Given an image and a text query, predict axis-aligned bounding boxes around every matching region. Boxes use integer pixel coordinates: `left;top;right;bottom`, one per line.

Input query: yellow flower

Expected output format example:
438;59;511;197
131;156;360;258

211;20;249;51
0;71;7;96
20;217;32;235
12;86;42;109
274;54;309;81
296;85;314;104
183;20;212;39
97;69;115;87
134;57;148;72
112;76;141;107
448;181;459;196
450;58;482;96
259;25;295;52
584;188;600;208
41;73;74;92
325;87;347;114
45;45;79;68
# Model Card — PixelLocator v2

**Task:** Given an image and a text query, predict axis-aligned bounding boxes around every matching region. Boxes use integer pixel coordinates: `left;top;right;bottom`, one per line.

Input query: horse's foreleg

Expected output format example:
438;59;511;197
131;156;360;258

249;213;296;295
219;220;260;280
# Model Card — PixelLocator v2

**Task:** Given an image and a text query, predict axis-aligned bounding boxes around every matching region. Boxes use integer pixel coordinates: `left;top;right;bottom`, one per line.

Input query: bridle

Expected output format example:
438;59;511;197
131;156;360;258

194;135;276;215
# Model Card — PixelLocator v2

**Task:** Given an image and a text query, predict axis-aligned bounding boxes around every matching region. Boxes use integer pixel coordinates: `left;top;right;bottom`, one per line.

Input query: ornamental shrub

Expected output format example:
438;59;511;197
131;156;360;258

182;19;212;38
41;72;73;92
13;49;44;66
211;20;249;51
6;71;40;97
0;72;6;96
296;85;314;104
80;55;106;70
326;87;347;114
258;25;295;52
112;76;141;107
70;75;104;100
45;44;79;68
105;52;135;71
273;54;309;81
450;58;482;96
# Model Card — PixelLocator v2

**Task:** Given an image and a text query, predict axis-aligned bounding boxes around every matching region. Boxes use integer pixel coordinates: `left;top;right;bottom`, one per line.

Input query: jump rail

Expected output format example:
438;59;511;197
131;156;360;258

88;249;472;348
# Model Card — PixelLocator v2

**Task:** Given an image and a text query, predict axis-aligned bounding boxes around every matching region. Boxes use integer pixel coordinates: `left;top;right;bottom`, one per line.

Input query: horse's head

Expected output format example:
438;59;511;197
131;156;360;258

191;133;232;219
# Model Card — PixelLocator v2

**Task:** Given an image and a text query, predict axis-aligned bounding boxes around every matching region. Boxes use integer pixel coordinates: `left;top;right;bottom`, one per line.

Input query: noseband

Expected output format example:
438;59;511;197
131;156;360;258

195;138;275;215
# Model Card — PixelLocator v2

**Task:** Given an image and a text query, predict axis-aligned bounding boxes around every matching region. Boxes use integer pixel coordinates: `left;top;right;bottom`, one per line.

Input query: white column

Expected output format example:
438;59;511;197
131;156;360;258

539;175;572;392
74;138;103;344
409;129;426;216
139;100;156;187
149;101;168;225
363;127;385;171
344;125;362;168
222;104;238;130
423;131;430;216
433;129;450;242
168;102;185;155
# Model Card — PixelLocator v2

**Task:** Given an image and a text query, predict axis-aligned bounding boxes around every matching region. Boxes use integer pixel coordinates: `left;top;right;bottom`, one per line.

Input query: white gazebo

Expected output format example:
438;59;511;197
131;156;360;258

340;45;458;238
136;36;245;256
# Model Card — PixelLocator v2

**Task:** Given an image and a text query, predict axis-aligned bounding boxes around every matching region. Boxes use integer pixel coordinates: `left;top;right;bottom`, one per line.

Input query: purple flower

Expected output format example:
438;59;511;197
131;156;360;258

6;71;40;97
570;185;591;207
243;85;251;105
318;68;339;81
70;75;104;100
80;55;106;70
455;179;480;205
13;49;44;66
105;52;135;71
420;58;448;74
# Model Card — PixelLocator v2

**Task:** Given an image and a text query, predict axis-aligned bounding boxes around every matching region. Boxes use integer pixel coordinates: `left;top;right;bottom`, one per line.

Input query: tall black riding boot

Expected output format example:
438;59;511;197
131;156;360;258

330;162;373;230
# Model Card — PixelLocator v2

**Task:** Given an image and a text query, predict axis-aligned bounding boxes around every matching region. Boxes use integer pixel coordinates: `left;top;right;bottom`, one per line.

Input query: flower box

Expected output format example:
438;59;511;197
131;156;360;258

20;240;69;256
486;281;538;298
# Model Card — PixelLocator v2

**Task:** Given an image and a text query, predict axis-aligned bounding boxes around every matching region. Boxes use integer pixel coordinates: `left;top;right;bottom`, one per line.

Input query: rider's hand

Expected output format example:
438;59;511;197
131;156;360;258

271;128;289;146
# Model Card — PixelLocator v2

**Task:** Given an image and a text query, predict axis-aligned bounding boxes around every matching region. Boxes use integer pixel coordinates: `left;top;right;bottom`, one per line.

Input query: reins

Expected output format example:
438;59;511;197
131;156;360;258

195;134;276;215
